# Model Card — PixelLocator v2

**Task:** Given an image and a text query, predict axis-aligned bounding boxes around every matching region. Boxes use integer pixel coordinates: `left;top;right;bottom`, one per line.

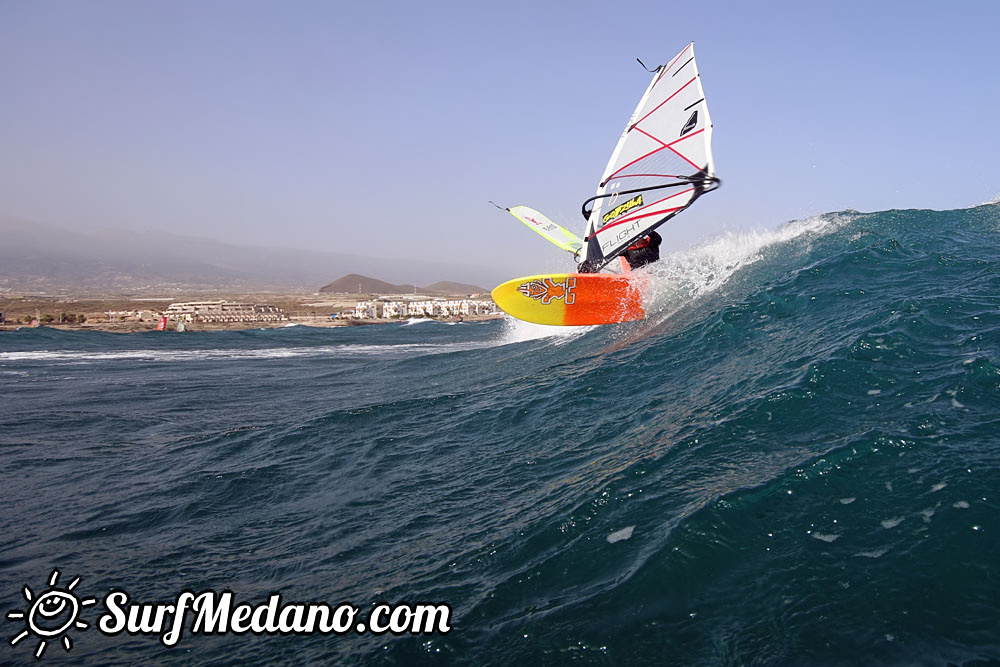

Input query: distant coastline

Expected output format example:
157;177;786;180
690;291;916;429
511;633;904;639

0;290;502;333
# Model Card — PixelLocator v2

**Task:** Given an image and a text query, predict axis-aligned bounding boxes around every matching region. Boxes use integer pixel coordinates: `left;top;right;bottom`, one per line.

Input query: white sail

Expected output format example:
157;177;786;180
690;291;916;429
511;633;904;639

582;42;718;269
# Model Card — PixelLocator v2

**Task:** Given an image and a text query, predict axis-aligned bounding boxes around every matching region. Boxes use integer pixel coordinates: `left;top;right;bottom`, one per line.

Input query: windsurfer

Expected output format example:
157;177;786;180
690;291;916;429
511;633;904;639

622;230;661;269
577;230;661;273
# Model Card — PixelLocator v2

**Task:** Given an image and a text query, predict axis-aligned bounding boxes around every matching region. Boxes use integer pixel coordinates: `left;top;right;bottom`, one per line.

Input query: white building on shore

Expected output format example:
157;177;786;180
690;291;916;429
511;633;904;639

346;298;498;320
381;302;407;318
354;301;378;319
164;300;287;323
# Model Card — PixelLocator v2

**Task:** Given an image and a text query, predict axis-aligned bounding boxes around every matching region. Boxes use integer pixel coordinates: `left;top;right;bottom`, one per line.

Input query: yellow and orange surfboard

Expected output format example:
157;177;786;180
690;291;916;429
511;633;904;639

491;273;646;326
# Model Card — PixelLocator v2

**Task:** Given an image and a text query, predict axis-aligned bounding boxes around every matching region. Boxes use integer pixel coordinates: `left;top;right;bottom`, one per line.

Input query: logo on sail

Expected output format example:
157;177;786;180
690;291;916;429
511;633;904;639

602;195;643;224
517;277;576;305
680;110;698;137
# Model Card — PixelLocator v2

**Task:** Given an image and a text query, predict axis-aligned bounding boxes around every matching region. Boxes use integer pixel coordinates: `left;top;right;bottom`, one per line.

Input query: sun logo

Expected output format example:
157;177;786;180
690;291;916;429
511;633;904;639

6;569;96;659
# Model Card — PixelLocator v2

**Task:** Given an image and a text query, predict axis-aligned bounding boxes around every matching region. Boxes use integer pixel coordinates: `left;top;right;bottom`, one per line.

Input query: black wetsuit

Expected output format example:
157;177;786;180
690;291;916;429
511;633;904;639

622;231;662;269
577;231;662;273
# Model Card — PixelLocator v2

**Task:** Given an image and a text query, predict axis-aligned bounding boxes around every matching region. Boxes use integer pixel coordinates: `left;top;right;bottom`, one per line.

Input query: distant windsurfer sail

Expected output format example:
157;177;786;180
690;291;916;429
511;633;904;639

492;42;720;326
497;204;584;258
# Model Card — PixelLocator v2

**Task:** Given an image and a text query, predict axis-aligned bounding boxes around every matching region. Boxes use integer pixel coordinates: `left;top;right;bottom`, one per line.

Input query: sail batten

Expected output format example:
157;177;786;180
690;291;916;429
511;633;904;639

582;42;718;270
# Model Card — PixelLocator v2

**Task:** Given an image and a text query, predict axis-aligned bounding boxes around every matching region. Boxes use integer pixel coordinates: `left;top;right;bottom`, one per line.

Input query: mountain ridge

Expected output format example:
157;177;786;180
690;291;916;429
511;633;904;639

318;274;487;295
0;215;506;293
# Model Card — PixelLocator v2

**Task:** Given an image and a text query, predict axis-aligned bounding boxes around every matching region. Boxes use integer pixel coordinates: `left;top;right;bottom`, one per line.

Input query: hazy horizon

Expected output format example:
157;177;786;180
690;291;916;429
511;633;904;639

0;213;509;291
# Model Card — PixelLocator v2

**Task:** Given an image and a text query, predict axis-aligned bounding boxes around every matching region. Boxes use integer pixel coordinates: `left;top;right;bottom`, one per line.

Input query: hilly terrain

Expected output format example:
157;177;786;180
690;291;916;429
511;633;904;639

319;274;486;295
0;216;504;293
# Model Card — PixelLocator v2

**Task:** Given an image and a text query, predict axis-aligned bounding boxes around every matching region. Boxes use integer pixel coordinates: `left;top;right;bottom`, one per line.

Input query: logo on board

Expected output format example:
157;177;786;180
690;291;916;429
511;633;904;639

517;277;576;305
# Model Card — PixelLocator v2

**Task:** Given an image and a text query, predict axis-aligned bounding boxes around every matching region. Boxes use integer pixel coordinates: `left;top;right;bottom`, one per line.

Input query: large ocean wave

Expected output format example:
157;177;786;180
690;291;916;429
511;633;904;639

2;204;999;665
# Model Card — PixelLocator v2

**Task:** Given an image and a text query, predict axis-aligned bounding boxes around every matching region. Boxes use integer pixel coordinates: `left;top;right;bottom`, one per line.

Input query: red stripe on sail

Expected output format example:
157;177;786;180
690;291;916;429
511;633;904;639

664;43;693;74
606;173;684;181
598;188;694;232
600;207;685;233
604;80;698;183
605;126;671;183
632;125;667;146
632;76;696;129
655;43;693;84
664;128;706;171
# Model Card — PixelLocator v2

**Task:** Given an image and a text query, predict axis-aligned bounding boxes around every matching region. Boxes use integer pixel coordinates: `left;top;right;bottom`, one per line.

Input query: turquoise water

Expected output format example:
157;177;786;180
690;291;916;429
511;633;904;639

2;205;999;665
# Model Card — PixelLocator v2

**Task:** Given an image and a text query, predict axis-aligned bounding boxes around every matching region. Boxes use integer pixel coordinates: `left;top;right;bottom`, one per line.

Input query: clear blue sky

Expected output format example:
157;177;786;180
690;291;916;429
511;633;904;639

2;0;998;280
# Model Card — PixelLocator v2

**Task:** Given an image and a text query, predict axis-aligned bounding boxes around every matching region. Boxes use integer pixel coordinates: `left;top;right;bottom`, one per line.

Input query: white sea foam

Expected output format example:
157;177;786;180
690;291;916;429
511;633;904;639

606;526;635;543
880;517;904;529
497;316;591;346
637;213;847;322
854;548;887;558
811;532;840;543
0;342;490;363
